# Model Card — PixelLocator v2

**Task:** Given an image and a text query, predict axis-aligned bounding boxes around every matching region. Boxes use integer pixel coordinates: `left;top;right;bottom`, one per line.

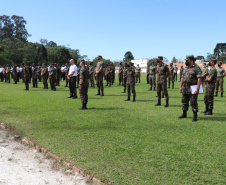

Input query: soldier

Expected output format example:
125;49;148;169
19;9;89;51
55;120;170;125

174;65;178;81
148;62;156;91
77;64;80;88
89;62;95;88
178;55;202;121
111;63;115;85
49;63;56;91
124;62;136;102
23;62;30;91
215;62;226;97
6;64;11;83
95;55;104;96
12;62;17;84
105;63;112;87
56;63;61;86
79;60;89;110
155;56;170;107
65;63;69;87
146;63;150;84
168;63;174;89
179;65;184;82
122;63;127;93
32;63;38;88
201;63;208;89
41;63;48;89
118;62;123;86
67;59;77;98
37;63;42;82
202;59;217;115
135;64;141;83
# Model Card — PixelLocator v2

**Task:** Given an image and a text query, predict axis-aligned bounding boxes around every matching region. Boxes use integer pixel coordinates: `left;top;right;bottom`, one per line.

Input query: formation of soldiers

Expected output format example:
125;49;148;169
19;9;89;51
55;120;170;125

0;55;225;116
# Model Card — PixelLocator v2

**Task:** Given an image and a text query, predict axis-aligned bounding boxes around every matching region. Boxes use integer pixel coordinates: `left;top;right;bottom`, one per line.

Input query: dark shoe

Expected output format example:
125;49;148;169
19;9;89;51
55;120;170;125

215;92;218;97
79;104;87;110
201;106;208;113
100;93;104;96
192;112;198;122
68;96;73;98
125;96;130;101
221;92;223;97
178;111;187;118
168;86;170;88
132;95;136;102
24;89;28;91
155;100;161;106
64;85;67;87
96;90;100;95
204;109;213;115
164;100;169;107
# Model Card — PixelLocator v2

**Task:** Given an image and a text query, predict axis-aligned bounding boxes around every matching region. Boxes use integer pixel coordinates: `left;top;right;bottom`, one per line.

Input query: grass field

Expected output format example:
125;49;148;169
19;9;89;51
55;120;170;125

0;75;225;185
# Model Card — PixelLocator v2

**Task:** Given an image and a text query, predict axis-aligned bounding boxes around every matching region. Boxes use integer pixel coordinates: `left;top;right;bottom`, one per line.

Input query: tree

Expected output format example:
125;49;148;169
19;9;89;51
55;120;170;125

35;44;47;63
214;43;226;58
206;53;215;61
22;42;37;64
56;47;71;65
46;41;57;48
196;56;205;61
218;53;226;63
40;39;48;47
171;56;177;63
123;51;134;62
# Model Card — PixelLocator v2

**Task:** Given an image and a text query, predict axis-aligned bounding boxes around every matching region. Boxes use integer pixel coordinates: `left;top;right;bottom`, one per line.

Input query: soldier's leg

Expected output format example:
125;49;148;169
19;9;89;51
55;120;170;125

132;84;136;102
157;83;161;100
125;84;130;101
215;78;219;94
96;77;100;94
153;77;156;90
182;94;189;111
147;74;149;84
190;94;198;112
172;78;174;89
168;77;170;88
138;73;140;83
149;76;152;90
163;82;169;107
220;78;223;95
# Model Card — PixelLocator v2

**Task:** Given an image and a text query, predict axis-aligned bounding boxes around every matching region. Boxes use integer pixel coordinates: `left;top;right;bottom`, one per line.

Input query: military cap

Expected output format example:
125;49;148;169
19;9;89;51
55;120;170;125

158;56;163;60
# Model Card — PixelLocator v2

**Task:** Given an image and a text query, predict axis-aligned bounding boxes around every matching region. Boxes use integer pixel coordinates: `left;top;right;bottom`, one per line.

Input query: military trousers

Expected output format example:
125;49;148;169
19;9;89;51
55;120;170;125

173;73;177;81
0;73;3;82
43;77;48;89
123;77;127;91
50;78;56;90
79;85;88;104
168;75;174;88
13;72;17;83
119;73;123;85
215;77;224;93
89;74;95;87
157;82;169;100
24;76;29;90
136;72;140;83
146;74;149;84
32;77;38;88
127;84;136;97
149;75;156;88
69;76;77;97
204;83;215;110
182;93;198;112
96;75;104;91
106;74;111;86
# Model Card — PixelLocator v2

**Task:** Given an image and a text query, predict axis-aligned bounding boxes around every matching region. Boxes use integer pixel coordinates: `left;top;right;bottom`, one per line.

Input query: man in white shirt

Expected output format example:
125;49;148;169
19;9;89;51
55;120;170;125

61;64;66;81
0;65;4;82
67;59;78;99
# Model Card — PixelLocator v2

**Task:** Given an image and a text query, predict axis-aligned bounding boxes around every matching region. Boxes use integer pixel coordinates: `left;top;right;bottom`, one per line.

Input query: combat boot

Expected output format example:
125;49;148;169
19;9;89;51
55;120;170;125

164;100;169;107
155;99;161;106
192;112;198;122
125;96;130;101
201;106;208;113
100;90;104;96
96;90;100;95
79;103;87;110
215;92;218;97
132;95;136;102
162;93;164;98
221;92;223;97
148;87;152;91
204;109;213;115
122;89;126;93
178;111;187;118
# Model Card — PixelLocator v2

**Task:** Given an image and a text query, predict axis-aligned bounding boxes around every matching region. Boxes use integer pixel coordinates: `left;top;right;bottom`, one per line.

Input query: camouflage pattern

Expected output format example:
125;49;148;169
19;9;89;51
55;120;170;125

118;65;123;85
181;64;202;112
201;67;208;82
41;67;48;89
149;65;156;88
37;65;42;82
49;67;56;90
204;67;217;109
123;67;127;92
168;65;174;88
12;65;17;83
146;65;150;84
215;67;225;93
180;67;184;81
105;65;112;86
23;65;30;90
89;65;95;87
135;66;141;83
65;66;69;87
125;67;136;96
79;67;89;104
156;63;169;100
32;66;38;88
77;67;80;88
96;61;104;91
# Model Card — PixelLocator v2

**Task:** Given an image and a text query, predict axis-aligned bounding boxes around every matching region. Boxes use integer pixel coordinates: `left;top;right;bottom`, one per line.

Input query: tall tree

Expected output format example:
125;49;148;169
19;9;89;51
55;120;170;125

124;51;134;62
35;44;47;63
196;56;205;61
214;43;226;58
171;56;177;63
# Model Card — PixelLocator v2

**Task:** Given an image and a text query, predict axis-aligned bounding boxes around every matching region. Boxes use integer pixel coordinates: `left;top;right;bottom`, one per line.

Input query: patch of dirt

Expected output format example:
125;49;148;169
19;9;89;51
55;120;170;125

0;129;89;185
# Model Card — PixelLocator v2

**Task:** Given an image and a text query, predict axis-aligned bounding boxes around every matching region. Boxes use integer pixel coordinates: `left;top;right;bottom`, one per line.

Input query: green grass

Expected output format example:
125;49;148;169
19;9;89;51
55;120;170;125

0;76;225;184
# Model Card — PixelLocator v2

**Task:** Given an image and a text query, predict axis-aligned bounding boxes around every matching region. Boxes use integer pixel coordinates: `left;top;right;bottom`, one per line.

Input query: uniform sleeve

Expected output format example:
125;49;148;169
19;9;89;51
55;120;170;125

165;65;170;75
196;67;202;78
80;69;84;79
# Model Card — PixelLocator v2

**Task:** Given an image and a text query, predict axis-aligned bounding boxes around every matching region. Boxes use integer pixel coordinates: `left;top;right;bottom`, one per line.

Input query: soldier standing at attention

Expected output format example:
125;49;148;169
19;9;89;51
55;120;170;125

76;64;81;88
135;64;141;83
37;63;42;82
118;62;123;86
202;59;217;115
12;62;17;84
32;63;38;88
23;62;30;91
178;55;202;121
174;65;178;81
215;62;226;97
122;63;127;93
89;62;95;88
56;63;61;86
124;62;136;102
155;56;170;107
179;65;184;82
168;63;175;89
148;62;156;91
95;55;104;96
49;63;56;91
67;59;77;98
201;63;208;89
111;63;115;85
41;63;48;89
79;60;89;110
146;63;150;84
65;63;69;87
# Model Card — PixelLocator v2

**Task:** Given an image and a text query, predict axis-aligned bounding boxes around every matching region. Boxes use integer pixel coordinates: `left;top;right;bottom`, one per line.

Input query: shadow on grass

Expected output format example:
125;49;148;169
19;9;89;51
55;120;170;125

198;116;226;121
88;107;124;110
105;94;127;96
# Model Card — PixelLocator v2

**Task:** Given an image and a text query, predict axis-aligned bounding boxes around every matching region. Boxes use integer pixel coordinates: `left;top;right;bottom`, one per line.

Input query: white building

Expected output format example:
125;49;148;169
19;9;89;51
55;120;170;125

131;59;148;72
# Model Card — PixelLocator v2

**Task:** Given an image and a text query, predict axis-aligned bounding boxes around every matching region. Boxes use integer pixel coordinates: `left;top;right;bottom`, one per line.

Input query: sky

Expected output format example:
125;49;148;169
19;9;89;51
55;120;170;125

1;0;226;62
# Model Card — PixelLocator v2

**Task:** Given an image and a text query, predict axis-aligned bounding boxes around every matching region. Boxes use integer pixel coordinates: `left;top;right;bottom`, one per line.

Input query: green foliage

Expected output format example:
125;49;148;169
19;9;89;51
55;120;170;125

218;53;226;63
214;43;226;58
35;44;47;63
148;58;158;66
171;56;177;63
123;51;134;62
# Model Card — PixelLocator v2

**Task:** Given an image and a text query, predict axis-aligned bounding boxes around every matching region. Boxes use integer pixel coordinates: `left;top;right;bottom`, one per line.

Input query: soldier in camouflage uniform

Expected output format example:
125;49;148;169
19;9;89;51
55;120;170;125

148;62;156;91
37;63;42;82
155;56;170;107
174;65;178;81
23;62;30;91
56;63;61;86
89;62;95;88
105;63;112;87
135;64;141;83
201;63;208;89
65;63;69;87
146;64;150;84
124;62;136;102
122;63;127;93
32;63;38;88
41;63;48;89
168;63;174;89
179;65;184;82
77;65;81;88
95;55;104;96
201;59;217;115
118;62;123;86
5;64;10;83
79;60;89;110
49;63;56;91
12;62;17;84
178;55;202;121
111;63;115;85
215;62;226;97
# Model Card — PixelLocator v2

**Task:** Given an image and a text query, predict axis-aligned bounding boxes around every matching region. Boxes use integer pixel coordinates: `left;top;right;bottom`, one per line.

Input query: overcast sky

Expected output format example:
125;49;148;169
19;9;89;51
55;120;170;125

1;0;226;61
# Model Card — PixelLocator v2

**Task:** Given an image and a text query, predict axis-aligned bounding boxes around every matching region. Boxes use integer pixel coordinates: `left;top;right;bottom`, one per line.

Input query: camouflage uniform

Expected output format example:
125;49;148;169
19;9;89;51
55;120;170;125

135;66;141;83
12;65;17;84
89;65;95;87
146;65;150;84
122;66;127;92
149;65;156;89
204;67;217;110
125;67;136;98
37;65;42;82
105;65;112;86
118;64;123;85
65;66;69;87
6;66;11;83
201;67;208;82
79;67;89;106
32;66;38;88
111;64;115;84
180;67;184;82
77;67;80;88
181;65;202;112
49;67;56;91
41;66;48;89
23;64;30;90
96;61;104;94
156;63;169;101
56;65;61;86
168;65;174;88
215;67;225;94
